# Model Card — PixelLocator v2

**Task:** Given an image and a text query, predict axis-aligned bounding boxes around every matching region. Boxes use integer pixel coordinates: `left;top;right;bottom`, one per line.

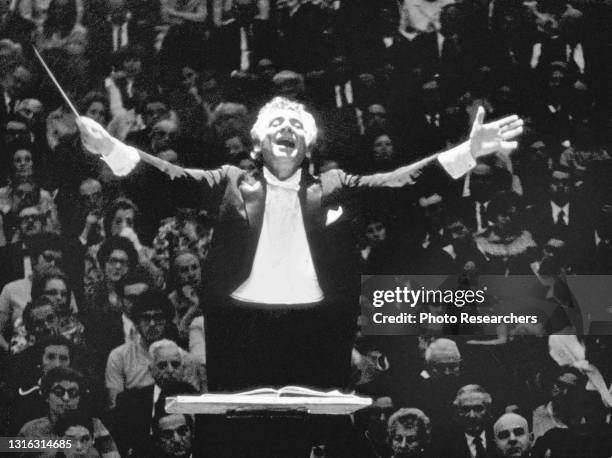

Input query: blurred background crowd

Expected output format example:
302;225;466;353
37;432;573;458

0;0;612;456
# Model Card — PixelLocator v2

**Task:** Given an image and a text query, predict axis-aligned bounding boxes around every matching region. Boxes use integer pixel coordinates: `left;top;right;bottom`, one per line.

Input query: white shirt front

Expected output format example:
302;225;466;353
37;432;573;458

231;167;324;305
551;201;569;225
112;22;129;52
465;431;487;458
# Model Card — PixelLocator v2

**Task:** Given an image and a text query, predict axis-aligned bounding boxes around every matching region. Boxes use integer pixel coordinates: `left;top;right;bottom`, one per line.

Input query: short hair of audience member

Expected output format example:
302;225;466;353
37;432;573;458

53;408;94;437
149;339;185;387
96;235;139;274
102;197;140;238
425;338;461;378
486;191;521;225
169;249;202;289
271;70;305;98
493;413;532;458
29;233;66;265
40;366;85;400
31;266;71;303
22;296;59;338
453;384;493;435
131;288;174;323
139;95;170;127
37;334;73;374
54;410;95;455
387;408;432;456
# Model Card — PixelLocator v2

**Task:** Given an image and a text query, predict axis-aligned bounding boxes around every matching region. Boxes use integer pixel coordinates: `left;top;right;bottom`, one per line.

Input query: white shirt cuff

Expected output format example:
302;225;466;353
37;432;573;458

101;139;140;176
437;142;476;179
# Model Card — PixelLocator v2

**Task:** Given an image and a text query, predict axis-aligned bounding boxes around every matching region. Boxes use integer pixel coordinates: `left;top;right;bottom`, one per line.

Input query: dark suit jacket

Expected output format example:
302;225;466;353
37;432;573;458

87;18;155;79
527;197;596;272
147;159;452;307
434;428;496;458
112;381;196;457
0;243;25;289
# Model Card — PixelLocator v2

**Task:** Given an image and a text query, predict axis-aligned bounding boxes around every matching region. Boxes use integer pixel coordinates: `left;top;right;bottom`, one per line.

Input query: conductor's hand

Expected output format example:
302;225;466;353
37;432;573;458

469;106;524;159
76;116;115;156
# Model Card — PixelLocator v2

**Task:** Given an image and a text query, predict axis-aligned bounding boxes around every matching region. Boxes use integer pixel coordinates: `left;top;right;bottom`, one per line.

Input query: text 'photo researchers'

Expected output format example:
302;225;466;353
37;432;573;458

1;1;612;458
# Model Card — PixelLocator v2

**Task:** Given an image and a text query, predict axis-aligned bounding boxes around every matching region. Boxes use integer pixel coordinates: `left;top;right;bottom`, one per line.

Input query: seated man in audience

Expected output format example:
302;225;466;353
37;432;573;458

0;233;68;353
113;339;197;457
436;384;495;457
55;410;103;458
104;288;178;409
400;338;465;426
152;409;195;458
493;413;534;458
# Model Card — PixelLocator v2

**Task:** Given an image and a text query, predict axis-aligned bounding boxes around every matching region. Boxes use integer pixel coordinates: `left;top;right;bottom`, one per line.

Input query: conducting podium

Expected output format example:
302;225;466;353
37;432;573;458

167;387;372;457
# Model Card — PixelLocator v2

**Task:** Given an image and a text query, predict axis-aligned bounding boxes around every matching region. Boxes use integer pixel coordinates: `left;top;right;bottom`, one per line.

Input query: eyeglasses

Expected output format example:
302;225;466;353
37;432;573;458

107;257;129;266
139;313;166;323
156;360;181;370
160;425;190;441
151;130;178;140
496;427;525;440
41;252;63;263
44;288;68;297
33;313;57;327
50;385;80;399
366;224;384;234
19;213;41;221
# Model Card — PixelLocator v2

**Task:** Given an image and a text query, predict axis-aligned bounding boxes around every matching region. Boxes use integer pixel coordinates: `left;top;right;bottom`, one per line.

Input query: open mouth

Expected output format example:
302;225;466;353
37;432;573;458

275;137;296;148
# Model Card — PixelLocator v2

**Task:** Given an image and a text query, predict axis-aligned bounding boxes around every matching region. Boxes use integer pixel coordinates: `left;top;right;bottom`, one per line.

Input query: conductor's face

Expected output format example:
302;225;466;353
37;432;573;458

260;109;308;180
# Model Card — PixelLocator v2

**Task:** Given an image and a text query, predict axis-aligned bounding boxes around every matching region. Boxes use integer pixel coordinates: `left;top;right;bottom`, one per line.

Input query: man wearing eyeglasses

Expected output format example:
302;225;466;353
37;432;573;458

105;289;179;410
493;413;533;458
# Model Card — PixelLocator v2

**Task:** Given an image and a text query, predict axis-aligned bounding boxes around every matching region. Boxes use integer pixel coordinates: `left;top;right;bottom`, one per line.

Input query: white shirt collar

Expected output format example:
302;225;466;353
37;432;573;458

465;431;487;454
263;166;301;190
551;201;569;221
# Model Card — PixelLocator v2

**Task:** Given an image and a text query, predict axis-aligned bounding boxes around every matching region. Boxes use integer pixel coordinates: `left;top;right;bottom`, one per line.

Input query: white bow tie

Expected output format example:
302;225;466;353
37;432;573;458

263;167;301;191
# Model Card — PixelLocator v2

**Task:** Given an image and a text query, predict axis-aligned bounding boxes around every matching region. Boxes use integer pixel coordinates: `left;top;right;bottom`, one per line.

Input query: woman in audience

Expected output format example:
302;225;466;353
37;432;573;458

475;191;537;275
11;266;80;354
17;366;120;458
32;0;87;56
0;143;59;240
167;249;202;346
79;92;110;128
6;335;73;435
387;408;434;458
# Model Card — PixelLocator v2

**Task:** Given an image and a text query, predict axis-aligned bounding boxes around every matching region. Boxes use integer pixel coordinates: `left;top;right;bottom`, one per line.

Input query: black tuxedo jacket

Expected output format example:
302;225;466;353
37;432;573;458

144;157;452;306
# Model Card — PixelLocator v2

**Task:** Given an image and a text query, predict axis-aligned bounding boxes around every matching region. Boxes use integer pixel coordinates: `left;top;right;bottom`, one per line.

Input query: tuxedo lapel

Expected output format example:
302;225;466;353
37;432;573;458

300;173;324;232
238;173;266;234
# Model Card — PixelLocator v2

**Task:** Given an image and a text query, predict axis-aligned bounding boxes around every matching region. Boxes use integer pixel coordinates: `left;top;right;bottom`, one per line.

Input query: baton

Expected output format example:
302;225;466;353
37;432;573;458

32;46;80;118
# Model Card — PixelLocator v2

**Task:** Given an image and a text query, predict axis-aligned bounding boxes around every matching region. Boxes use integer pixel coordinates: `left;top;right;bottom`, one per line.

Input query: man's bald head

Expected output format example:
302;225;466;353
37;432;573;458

493;413;531;457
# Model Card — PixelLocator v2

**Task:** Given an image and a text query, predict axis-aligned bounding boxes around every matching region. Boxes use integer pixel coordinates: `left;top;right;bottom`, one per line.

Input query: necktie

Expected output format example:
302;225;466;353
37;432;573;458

556;210;567;228
473;436;486;458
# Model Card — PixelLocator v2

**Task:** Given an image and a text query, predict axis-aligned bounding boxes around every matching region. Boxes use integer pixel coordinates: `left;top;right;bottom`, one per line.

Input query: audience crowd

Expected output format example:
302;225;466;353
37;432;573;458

0;0;612;456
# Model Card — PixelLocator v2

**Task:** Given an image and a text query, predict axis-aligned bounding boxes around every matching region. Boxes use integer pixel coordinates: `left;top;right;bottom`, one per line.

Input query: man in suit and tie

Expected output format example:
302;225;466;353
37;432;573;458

77;96;523;392
87;0;155;81
436;384;496;458
528;165;596;273
112;339;197;456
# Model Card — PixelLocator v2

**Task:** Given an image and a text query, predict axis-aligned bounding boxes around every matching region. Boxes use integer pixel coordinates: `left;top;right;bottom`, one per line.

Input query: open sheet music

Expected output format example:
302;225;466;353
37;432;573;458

165;386;372;415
